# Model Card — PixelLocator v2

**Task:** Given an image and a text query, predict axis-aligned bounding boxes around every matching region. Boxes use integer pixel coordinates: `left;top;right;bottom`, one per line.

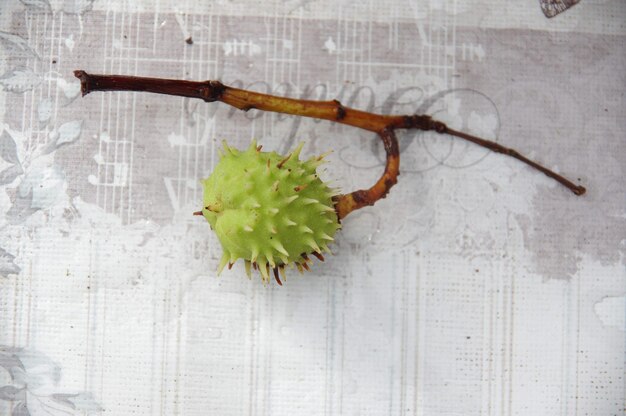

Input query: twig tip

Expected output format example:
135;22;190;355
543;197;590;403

73;70;90;96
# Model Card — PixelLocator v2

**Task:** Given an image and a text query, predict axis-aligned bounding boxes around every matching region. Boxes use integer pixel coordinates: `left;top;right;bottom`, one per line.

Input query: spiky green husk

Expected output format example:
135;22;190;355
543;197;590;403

201;140;340;283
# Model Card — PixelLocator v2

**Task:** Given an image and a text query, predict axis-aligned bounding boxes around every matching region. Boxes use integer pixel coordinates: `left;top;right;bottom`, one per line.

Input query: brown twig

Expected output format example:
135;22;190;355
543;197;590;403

74;70;586;219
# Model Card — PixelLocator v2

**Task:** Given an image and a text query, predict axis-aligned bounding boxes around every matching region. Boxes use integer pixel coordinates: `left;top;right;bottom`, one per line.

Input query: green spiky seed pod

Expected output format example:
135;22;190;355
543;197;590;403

201;140;341;283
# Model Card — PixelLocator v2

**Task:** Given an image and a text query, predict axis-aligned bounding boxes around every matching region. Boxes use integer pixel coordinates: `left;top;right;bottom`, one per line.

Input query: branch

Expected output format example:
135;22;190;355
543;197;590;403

74;70;586;219
74;70;403;132
334;128;400;219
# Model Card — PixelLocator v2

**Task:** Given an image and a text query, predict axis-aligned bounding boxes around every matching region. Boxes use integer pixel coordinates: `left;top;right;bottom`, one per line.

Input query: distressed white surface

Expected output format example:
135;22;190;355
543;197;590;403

0;1;625;416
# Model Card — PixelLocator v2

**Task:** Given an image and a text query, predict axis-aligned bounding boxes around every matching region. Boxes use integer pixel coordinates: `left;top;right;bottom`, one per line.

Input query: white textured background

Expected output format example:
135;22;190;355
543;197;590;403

0;1;625;415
